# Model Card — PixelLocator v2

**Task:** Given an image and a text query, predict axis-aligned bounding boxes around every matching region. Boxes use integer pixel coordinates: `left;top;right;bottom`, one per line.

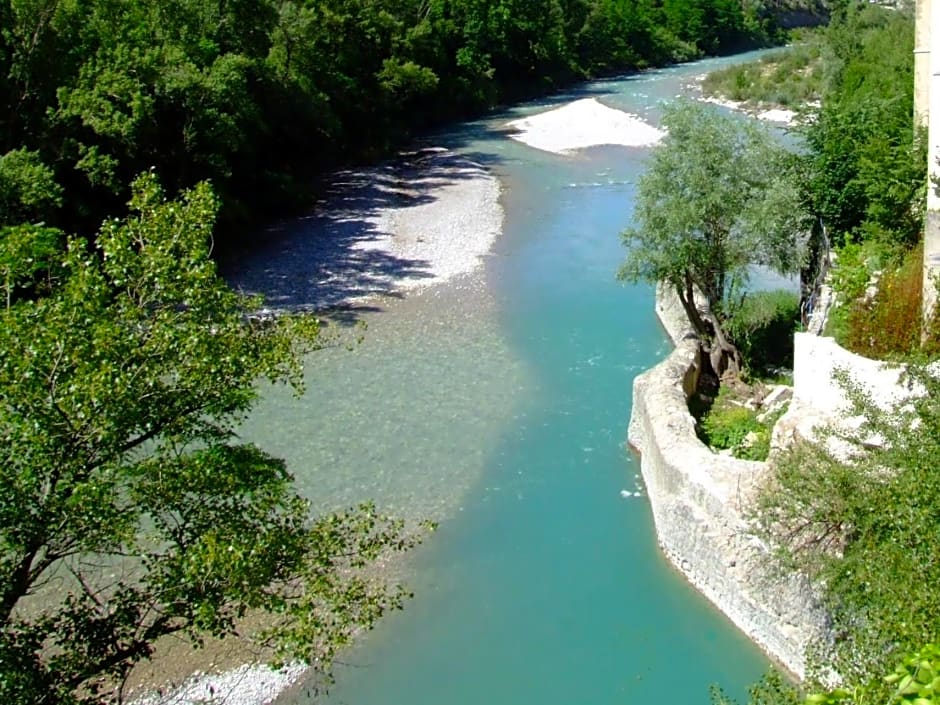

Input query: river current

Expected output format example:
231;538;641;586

240;52;780;705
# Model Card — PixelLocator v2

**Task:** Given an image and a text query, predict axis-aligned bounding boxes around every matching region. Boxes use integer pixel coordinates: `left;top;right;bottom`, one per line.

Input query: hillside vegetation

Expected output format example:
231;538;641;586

702;37;823;108
0;0;800;246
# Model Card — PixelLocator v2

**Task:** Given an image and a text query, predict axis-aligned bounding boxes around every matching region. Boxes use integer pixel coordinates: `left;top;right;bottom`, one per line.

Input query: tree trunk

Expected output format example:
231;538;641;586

675;274;710;339
704;308;741;380
674;274;741;380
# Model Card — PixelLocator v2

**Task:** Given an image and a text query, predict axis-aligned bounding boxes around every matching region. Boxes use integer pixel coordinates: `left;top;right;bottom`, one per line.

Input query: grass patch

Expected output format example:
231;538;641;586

696;384;787;462
845;243;940;359
727;289;801;375
823;237;901;342
702;39;823;108
824;240;940;360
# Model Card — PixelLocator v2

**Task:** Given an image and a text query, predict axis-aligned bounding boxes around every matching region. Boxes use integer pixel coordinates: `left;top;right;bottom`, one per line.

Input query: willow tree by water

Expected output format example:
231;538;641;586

618;101;810;377
0;174;422;704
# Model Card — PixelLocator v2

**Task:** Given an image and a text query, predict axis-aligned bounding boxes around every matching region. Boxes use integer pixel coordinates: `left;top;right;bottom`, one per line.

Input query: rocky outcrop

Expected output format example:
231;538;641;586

628;286;828;678
762;0;830;28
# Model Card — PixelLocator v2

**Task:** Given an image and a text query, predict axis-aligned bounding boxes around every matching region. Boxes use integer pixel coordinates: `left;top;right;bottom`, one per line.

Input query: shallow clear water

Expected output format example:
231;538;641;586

242;52;782;705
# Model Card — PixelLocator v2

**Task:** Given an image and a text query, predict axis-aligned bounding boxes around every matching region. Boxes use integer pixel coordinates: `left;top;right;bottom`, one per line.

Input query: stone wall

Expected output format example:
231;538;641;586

628;287;828;678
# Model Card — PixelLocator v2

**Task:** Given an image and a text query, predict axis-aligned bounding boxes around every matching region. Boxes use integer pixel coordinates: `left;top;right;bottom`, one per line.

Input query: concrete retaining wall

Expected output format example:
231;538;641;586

773;334;910;450
792;333;908;415
628;287;828;678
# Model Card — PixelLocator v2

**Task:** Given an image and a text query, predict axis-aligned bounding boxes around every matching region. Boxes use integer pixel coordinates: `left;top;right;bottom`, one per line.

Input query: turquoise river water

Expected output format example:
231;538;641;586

239;52;782;705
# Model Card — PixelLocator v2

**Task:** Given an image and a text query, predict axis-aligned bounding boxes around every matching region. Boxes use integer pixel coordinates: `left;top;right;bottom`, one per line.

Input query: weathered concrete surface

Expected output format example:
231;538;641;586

628;286;828;678
773;333;909;449
915;0;930;128
926;0;940;324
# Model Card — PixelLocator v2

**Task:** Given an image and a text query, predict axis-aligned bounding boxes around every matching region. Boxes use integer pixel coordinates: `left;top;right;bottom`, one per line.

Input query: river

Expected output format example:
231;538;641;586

238;52;780;705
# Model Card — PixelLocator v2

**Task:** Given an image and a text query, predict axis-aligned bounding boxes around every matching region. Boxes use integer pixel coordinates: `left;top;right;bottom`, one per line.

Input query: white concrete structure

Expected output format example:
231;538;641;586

628;289;829;679
916;0;931;127
921;0;940;326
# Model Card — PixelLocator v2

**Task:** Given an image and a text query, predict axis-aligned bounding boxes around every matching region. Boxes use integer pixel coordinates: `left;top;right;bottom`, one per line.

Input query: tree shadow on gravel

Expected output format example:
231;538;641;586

221;149;499;323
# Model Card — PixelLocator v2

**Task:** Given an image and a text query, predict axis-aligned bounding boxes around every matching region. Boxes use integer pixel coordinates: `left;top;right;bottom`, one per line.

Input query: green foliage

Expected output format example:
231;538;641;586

844;244;940;359
883;644;940;704
726;289;801;372
697;383;781;461
0;223;63;306
718;645;940;705
823;240;939;359
0;174;423;703
801;4;923;249
711;669;802;705
619;100;810;372
823;237;891;343
702;40;824;107
798;5;928;354
753;364;940;685
0;149;62;225
0;0;787;241
701;398;762;451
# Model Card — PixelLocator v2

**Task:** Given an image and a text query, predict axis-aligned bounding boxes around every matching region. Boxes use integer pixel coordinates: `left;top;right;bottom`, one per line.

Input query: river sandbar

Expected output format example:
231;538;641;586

506;97;664;154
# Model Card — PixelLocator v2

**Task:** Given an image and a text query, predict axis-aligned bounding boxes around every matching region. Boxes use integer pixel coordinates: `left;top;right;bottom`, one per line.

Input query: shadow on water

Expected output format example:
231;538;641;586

221;148;505;321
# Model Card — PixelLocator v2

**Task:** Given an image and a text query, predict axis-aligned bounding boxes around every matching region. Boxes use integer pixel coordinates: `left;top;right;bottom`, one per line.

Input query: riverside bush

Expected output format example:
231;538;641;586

823;237;901;346
845;244;940;358
701;401;761;451
697;383;788;461
713;643;940;705
753;365;940;687
826;242;940;358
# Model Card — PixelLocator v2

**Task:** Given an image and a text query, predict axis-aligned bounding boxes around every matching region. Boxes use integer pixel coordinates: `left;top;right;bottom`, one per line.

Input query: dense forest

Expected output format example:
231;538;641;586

0;0;792;245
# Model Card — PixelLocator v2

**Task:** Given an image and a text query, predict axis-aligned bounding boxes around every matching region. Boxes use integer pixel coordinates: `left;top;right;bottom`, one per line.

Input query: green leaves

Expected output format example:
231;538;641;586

753;362;940;688
0;174;424;702
619;100;810;356
802;4;921;248
0;149;62;226
1;0;786;240
884;646;940;704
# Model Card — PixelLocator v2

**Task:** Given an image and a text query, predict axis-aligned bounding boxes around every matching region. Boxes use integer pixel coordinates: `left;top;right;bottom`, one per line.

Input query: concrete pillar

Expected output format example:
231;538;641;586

926;0;940;328
916;0;931;127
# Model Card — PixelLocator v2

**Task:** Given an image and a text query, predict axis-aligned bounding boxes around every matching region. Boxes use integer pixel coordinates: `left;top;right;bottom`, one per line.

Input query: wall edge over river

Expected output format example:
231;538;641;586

627;286;828;679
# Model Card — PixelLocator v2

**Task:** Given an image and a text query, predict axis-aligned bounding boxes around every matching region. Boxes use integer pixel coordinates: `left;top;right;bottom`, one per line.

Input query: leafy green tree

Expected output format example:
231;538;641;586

618;101;809;377
0;148;62;225
802;3;922;247
0;0;787;243
0;173;421;704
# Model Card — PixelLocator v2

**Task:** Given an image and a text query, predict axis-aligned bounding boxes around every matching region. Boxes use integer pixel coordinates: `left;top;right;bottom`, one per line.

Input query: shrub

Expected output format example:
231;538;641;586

701;41;823;107
702;402;762;450
698;385;763;456
845;243;939;358
752;365;940;686
823;236;903;346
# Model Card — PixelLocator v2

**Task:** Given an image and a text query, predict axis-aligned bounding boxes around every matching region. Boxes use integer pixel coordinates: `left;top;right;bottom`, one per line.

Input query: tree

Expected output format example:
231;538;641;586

802;3;922;248
618;100;809;377
0;148;62;226
0;173;422;704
